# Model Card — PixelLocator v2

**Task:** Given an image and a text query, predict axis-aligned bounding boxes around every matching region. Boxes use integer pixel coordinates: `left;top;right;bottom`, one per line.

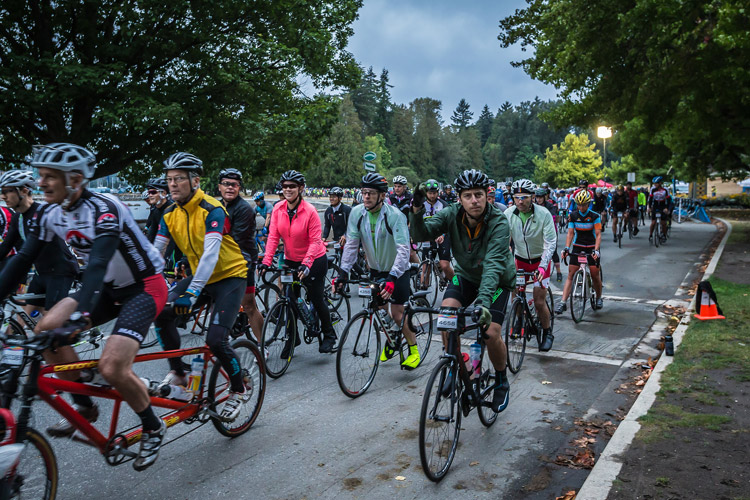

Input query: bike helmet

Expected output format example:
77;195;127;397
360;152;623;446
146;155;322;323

534;187;547;197
488;179;496;187
355;189;363;204
541;182;550;189
163;152;203;174
280;170;305;186
393;175;408;185
578;179;588;187
454;169;490;192
218;168;243;183
595;187;603;195
253;192;265;201
30;143;97;179
329;186;344;197
511;179;535;194
652;175;663;184
424;179;439;191
275;182;283;194
0;170;36;191
574;190;592;204
361;173;389;192
146;177;169;191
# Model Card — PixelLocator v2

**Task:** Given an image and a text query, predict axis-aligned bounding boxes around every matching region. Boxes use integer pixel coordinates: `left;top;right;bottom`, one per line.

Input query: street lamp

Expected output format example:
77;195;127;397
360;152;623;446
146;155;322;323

597;126;612;167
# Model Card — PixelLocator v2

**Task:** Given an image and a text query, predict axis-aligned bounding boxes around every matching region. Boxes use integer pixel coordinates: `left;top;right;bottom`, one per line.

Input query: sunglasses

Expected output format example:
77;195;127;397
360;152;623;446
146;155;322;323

513;195;532;201
281;183;299;190
220;181;240;188
147;190;158;195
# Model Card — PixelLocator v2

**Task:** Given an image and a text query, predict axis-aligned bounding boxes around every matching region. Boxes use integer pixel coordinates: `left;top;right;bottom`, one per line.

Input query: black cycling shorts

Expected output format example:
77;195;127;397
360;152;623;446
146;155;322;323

570;247;600;268
443;275;510;325
370;270;411;305
26;274;75;310
246;263;256;290
167;276;245;330
650;208;669;221
71;275;167;344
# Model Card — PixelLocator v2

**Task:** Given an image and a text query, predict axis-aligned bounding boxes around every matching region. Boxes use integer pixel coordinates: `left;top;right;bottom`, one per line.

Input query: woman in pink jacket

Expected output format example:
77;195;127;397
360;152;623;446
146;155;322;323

259;170;336;353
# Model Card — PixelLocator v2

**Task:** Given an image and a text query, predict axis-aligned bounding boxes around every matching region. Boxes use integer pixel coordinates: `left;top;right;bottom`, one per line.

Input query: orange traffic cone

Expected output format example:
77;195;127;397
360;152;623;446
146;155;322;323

694;281;725;320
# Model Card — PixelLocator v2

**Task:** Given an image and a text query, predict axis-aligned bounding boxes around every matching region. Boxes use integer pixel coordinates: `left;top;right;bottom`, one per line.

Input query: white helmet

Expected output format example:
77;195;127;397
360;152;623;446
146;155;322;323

511;178;536;194
392;175;408;185
30;143;97;179
0;170;36;191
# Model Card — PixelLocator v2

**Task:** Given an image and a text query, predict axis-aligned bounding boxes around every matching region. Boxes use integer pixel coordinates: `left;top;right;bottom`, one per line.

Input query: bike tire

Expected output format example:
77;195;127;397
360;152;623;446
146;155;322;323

408;297;434;367
618;232;622;248
545;287;555;335
335;310;380;398
504;299;526;374
326;289;350;352
324;262;345;312
589;273;597;311
140;325;160;349
208;339;266;437
570;269;586;323
477;344;498;427
12;427;58;500
419;357;461;482
260;301;296;378
654;225;660;247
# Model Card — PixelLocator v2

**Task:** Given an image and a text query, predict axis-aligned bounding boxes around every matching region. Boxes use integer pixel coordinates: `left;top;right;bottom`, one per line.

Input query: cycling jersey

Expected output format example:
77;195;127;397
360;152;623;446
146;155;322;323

145;200;173;243
504;204;557;270
611;192;629;212
262;198;326;269
440;192;457;205
323;203;351;241
255;200;270;219
626;188;639;210
649;187;671;210
0;206;12;245
156;188;247;293
222;195;258;285
341;202;410;278
638;192;647;207
386;191;412;219
568;208;601;249
592;195;608;214
0;201;78;276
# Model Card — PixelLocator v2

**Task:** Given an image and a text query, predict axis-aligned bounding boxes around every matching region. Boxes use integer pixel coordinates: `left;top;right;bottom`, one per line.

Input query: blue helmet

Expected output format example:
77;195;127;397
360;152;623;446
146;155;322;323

652;176;663;184
253;192;264;201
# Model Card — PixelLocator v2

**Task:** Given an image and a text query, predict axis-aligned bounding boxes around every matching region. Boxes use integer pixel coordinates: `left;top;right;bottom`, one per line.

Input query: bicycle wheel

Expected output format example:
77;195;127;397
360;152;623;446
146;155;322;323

504;299;526;374
73;327;106;360
260;301;296;378
336;310;380;398
326;288;350;347
10;427;58;500
654;223;660;247
589;273;597;310
208;339;266;437
617;231;622;248
141;325;160;349
407;297;434;367
325;262;346;312
570;269;586;323
477;345;498;427
416;260;437;306
419;357;461;482
545;287;555;334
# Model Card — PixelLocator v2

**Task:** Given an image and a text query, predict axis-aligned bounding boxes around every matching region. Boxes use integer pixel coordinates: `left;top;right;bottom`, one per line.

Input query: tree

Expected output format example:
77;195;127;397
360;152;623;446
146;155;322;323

350;66;379;136
390;104;416;174
411;98;443;179
373;69;394;142
533;133;602;187
363;134;392;174
0;0;363;180
476;105;494;147
451;98;473;130
499;0;750;179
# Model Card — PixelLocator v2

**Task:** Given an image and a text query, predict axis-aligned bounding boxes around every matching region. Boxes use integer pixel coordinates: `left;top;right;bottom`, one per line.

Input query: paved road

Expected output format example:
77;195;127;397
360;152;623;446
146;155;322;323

31;219;715;499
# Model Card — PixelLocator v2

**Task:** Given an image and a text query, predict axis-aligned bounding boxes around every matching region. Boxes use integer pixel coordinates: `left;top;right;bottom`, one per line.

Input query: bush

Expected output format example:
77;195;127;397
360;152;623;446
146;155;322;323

699;193;750;208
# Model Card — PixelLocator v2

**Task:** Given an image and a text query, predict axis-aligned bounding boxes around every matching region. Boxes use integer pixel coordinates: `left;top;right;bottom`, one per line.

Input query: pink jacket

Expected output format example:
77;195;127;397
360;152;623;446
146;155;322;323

262;199;326;268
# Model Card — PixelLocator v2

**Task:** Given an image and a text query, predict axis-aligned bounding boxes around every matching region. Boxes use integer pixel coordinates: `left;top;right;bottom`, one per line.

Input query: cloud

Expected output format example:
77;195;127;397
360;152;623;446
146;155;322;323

347;0;558;118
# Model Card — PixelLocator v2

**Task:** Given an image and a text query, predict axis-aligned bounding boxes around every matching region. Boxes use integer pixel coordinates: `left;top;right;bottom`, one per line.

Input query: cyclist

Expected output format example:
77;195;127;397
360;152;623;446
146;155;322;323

144;178;171;243
509;181;557;351
410;169;515;413
420;179;455;282
154;153;249;423
0;144;168;471
593;188;609;228
322;186;351;248
334;173;420;368
259;170;337;354
610;185;630;242
0;170;79;311
625;182;640;235
648;176;671;242
217;168;263;343
440;184;457;205
253;191;272;230
569;179;594;214
638;188;648;225
386;175;412;218
556;190;604;314
533;186;563;282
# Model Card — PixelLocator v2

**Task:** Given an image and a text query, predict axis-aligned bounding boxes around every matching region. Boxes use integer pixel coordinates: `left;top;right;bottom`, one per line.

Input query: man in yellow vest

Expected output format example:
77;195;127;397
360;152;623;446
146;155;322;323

154;152;249;423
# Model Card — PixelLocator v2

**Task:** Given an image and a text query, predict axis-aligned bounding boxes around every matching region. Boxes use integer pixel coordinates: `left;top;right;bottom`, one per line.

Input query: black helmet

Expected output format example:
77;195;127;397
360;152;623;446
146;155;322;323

280;170;305;186
454;169;490;192
146;178;168;191
329;186;344;197
424;179;439;191
578;179;588;187
361;172;389;192
163;152;203;174
219;168;243;184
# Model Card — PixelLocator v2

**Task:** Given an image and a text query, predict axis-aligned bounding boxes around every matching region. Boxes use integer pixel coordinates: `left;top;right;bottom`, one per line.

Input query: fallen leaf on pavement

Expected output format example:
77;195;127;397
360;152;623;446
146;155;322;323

542;380;552;385
556;491;577;500
470;461;479;466
395;476;406;481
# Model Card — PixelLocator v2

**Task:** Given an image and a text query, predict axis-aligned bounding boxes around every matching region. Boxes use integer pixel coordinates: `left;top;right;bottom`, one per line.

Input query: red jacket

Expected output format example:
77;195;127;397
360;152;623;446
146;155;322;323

262;199;326;268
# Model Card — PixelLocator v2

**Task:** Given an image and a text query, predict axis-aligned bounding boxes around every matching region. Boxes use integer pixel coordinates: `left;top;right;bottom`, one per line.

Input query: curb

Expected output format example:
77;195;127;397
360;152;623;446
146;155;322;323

576;218;733;500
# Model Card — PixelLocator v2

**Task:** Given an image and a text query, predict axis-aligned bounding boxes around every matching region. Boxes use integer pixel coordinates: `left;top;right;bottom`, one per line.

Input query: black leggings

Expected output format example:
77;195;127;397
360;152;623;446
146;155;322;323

155;277;245;392
286;255;334;336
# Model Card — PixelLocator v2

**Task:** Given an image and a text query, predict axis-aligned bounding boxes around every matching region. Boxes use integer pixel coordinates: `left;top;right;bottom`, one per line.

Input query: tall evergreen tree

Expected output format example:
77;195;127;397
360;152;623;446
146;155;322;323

349;66;379;136
451;98;473;130
374;69;394;143
476;104;494;147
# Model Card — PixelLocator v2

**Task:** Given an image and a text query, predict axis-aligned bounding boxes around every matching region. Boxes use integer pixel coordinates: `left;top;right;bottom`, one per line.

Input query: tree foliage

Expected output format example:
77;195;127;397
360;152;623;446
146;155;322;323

0;0;363;181
451;98;473;130
499;0;750;179
534;133;603;187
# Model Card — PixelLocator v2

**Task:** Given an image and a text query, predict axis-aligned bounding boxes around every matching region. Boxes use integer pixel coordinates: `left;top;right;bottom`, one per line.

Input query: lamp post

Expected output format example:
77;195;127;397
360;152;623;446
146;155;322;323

597;126;612;168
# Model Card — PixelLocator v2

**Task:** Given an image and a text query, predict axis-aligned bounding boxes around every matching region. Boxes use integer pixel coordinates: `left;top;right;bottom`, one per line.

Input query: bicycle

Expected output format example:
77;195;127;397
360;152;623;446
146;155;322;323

259;266;350;378
614;211;625;248
650;211;667;247
335;282;434;398
564;253;604;323
558;210;568;234
417;305;500;482
413;244;449;307
0;326;265;499
505;271;555;373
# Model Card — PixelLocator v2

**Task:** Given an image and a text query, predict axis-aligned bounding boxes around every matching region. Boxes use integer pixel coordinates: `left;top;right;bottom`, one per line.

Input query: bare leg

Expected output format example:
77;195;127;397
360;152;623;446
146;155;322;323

98;335;150;413
241;292;263;343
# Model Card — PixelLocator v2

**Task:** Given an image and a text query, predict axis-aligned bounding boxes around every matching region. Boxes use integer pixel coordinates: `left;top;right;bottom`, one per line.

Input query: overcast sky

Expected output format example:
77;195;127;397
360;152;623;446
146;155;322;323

346;0;558;118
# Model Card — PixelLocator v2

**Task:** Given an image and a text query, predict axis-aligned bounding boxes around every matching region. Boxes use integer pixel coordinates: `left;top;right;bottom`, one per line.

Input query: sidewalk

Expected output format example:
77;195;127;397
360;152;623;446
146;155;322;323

601;219;750;499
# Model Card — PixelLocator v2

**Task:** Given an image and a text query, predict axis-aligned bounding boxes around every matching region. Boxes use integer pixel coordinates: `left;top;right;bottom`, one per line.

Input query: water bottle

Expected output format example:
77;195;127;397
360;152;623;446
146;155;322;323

188;356;204;393
159;383;193;402
297;297;313;326
469;343;481;379
462;352;472;374
377;309;395;332
30;310;41;318
139;377;159;396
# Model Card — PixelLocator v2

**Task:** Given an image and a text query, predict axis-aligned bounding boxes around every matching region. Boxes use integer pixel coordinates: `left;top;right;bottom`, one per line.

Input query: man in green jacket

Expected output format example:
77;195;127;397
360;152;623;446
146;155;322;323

410;169;515;413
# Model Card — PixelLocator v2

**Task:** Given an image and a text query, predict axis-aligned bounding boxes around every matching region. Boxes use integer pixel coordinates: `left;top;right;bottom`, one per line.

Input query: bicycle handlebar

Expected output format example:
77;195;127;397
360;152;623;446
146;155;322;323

409;305;483;324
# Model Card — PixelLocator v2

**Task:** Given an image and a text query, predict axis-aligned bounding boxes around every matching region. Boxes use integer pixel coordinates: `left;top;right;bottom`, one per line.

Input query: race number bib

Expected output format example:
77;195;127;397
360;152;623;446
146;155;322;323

358;286;372;298
280;273;294;283
437;314;458;330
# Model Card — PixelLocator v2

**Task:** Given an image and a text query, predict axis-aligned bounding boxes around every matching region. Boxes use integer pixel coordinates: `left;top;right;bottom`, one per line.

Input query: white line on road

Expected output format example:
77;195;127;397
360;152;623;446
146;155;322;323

458;337;622;366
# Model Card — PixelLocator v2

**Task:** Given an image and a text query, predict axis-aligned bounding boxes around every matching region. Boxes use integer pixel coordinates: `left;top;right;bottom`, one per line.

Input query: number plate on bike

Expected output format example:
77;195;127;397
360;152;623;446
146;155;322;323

577;255;589;264
437;314;458;330
1;346;23;367
333;243;341;250
516;275;525;285
656;212;662;218
280;273;294;283
617;212;623;217
358;286;372;297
